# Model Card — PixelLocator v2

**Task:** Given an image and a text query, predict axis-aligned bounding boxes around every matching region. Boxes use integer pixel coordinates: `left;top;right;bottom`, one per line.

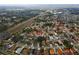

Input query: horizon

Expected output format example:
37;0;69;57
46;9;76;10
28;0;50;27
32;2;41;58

0;4;79;9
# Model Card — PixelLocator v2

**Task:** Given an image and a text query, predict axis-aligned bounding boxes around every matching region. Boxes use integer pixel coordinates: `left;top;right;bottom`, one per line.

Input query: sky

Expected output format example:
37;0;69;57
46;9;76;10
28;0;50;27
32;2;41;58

0;0;79;4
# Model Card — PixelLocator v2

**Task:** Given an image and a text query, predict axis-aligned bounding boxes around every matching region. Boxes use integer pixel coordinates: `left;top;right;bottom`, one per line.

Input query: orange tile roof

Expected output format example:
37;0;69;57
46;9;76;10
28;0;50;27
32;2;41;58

50;48;55;55
57;48;63;55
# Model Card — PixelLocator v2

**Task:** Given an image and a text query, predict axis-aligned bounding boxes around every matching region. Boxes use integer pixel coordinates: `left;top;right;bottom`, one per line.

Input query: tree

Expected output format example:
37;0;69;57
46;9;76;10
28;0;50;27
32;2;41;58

43;22;52;27
22;28;33;33
36;36;46;47
11;35;23;43
63;40;73;48
0;24;8;33
37;36;45;43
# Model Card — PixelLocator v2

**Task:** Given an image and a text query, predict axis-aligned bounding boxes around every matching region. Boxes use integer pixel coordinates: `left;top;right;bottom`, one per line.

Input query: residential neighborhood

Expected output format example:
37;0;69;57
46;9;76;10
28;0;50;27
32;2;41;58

0;5;79;55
